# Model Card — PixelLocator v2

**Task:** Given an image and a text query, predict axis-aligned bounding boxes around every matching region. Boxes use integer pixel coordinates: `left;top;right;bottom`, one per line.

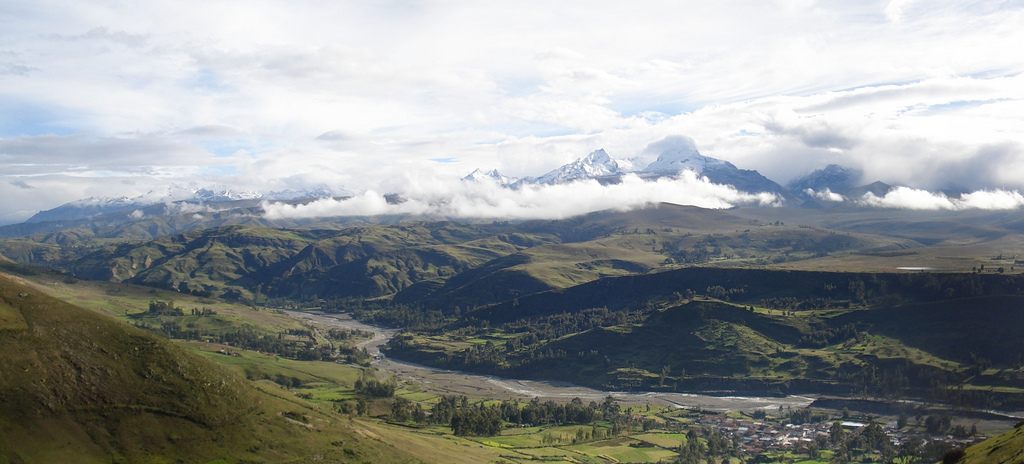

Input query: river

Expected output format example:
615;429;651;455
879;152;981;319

286;310;816;412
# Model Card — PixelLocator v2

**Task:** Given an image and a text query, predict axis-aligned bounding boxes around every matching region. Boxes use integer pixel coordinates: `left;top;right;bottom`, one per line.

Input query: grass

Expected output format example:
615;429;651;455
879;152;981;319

631;432;688;448
477;424;598;448
961;423;1024;464
186;340;363;386
0;300;25;330
354;419;524;464
566;436;679;463
0;271;418;463
838;333;962;371
12;270;304;334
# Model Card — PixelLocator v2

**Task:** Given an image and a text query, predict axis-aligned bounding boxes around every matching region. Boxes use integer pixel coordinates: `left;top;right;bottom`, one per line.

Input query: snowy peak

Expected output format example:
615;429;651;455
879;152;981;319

637;135;791;199
26;185;342;224
263;186;340;201
26;196;143;223
641;135;732;175
462;168;518;186
533;149;625;185
191;188;263;202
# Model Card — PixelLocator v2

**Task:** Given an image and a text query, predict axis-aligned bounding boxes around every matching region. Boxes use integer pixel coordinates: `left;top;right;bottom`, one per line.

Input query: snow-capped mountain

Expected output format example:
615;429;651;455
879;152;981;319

190;188;263;202
264;187;342;201
530;149;625;185
462;169;518;186
25;196;144;223
638;135;791;199
25;185;340;224
641;136;730;175
499;136;791;201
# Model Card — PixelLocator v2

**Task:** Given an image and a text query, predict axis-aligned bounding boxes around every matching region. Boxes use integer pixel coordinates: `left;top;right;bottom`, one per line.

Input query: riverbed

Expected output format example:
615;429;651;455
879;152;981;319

286;310;816;412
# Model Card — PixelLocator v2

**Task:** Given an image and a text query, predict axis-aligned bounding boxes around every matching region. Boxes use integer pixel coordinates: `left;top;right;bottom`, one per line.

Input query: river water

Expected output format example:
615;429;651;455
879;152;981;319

286;310;816;412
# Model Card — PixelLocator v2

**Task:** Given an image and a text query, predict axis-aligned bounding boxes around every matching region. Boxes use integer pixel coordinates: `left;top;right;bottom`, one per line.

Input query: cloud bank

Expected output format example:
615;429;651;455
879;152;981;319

262;172;779;220
860;187;1024;211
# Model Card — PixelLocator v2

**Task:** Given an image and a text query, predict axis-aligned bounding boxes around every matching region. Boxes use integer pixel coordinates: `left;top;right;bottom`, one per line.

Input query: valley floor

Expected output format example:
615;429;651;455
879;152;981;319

5;267;1023;463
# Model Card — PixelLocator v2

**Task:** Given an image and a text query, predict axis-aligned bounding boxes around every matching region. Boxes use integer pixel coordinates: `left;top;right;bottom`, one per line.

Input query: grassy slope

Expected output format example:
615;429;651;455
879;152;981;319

960;423;1024;464
403;206;917;309
4;204;927;309
53;223;554;301
396;297;1018;399
0;272;418;464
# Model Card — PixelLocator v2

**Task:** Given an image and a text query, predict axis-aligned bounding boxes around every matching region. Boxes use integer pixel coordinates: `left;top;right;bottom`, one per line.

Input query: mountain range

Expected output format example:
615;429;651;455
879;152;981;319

4;135;903;239
25;184;343;224
465;136;871;203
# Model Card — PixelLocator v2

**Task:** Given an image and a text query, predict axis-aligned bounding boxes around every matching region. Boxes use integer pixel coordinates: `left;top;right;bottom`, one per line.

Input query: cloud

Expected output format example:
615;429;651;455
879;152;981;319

263;171;779;220
315;130;348;141
48;27;148;48
173;125;241;138
0;1;1023;221
860;187;1024;210
0;62;36;76
804;188;845;202
762;118;855;150
0;135;210;169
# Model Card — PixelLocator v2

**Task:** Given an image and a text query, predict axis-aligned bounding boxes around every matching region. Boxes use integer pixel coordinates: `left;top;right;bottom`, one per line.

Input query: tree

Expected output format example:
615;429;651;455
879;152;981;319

942;449;966;464
412;404;427;424
391;397;412;422
830;443;850;464
829;422;846;446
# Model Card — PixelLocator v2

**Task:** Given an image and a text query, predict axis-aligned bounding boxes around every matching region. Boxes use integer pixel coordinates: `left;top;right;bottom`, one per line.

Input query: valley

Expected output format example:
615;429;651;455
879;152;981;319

6;2;1022;461
7;266;1017;464
4;203;1024;463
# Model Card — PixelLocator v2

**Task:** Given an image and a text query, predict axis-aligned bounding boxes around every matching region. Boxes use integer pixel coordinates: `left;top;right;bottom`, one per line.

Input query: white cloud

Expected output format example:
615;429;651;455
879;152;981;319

1;1;1023;222
805;188;845;202
262;172;779;220
859;187;1024;210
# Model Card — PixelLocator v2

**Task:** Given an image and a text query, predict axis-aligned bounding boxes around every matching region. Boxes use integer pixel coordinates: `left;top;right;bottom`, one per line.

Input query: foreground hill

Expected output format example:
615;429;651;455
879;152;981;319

959;422;1024;464
0;272;415;463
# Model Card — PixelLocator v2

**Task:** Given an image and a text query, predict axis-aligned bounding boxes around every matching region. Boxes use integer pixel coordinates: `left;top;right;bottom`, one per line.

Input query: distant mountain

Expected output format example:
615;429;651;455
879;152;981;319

264;186;343;201
500;136;791;201
847;180;893;199
462;168;518;186
788;164;861;195
638;136;792;200
641;136;728;175
26;196;144;223
529;149;625;185
27;184;345;225
190;187;263;202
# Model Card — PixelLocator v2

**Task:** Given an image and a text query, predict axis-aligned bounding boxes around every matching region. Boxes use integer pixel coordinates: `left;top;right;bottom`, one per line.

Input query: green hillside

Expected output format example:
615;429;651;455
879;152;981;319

49;223;556;301
959;422;1024;464
0;272;417;463
2;204;924;308
389;286;1024;411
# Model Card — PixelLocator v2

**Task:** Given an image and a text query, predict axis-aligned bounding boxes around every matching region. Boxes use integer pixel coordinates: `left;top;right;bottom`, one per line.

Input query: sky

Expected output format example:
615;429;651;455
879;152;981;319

1;0;1024;223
